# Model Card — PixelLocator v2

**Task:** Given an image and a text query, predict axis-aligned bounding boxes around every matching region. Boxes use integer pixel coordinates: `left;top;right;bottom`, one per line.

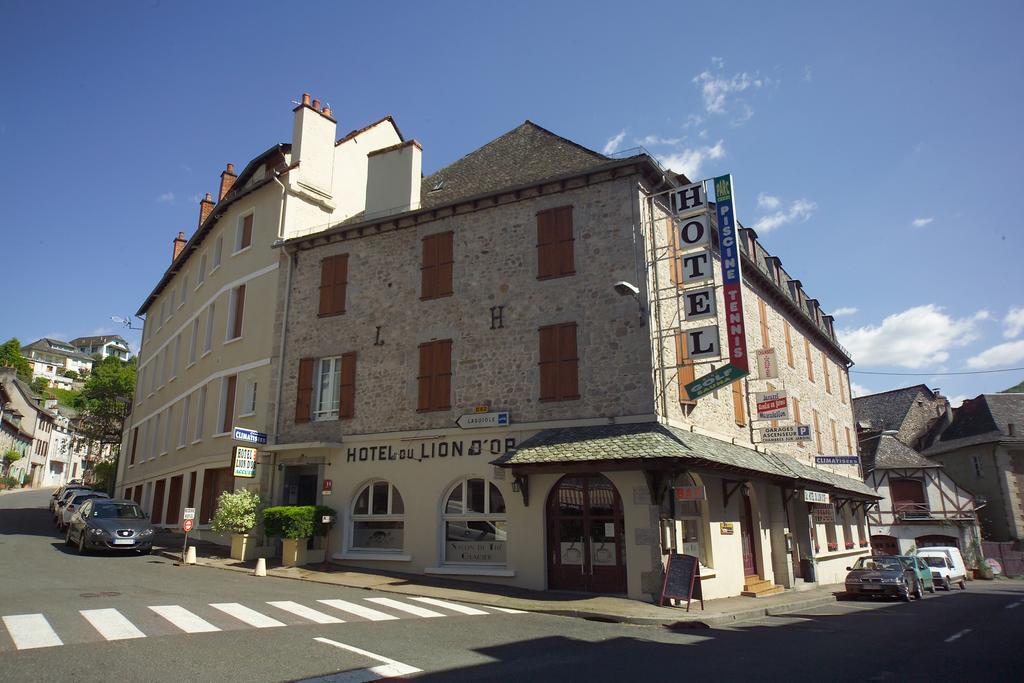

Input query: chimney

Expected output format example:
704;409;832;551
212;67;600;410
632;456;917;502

365;140;423;218
199;192;215;227
291;92;337;195
219;163;237;200
172;231;187;262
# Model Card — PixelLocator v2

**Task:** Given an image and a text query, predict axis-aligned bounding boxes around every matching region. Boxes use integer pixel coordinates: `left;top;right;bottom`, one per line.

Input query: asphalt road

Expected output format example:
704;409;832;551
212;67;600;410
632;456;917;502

2;487;1022;682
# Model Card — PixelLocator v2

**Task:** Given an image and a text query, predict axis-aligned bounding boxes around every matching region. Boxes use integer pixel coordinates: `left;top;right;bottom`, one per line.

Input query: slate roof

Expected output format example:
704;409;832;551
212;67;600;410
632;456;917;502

418;121;613;211
492;422;877;498
852;384;932;432
22;338;93;362
862;433;940;470
925;393;1024;455
69;335;128;348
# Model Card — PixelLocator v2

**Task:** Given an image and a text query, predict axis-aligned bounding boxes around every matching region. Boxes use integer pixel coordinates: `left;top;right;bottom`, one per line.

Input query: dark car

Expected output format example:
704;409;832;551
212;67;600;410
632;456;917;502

65;498;156;555
844;555;916;602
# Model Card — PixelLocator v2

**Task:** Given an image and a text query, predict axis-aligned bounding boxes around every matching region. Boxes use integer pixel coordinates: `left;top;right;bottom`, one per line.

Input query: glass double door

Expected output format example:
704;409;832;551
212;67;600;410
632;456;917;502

547;475;626;593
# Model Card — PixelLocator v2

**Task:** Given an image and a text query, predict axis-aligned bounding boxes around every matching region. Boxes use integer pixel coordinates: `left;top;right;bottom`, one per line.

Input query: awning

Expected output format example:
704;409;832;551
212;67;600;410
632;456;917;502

492;422;878;501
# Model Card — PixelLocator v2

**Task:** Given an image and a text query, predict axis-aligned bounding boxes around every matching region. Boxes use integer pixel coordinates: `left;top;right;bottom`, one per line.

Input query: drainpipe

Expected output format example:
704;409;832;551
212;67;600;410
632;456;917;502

268;172;292;517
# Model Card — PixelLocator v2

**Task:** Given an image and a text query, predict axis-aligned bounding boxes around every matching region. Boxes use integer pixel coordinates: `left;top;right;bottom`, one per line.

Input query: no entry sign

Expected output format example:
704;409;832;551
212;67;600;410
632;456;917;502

183;519;194;533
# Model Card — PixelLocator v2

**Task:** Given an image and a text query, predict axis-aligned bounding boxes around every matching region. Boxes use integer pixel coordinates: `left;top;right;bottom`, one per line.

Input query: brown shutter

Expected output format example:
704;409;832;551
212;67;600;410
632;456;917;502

840;373;847;404
199;470;215;524
165;475;183;525
557;323;579;400
318;256;335;316
822;351;831;393
332;254;348;314
232;285;245;339
151;479;166;525
295;358;315;423
432;340;452;410
845;426;852;454
339;352;356;418
417;343;433;411
792;397;803;447
784;321;794;367
537;210;557;279
222;375;237;434
758;299;770;348
186;471;197;507
421;234;437;300
538;326;557;401
437;232;454;297
831;419;839;455
805;338;814;381
241;214;253;249
675;332;696;404
732;380;745;426
555;207;574;277
813;410;822;453
129;427;138;465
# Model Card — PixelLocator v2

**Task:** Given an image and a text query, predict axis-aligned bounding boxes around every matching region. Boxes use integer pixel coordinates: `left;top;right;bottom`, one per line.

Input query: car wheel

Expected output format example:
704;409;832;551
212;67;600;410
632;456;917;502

900;581;912;602
65;526;73;546
960;580;967;590
77;532;88;555
942;577;951;591
928;581;936;594
914;580;924;600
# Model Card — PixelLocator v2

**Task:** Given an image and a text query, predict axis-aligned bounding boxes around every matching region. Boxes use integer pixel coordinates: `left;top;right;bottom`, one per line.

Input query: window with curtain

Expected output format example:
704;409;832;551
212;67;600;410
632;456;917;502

443;478;507;564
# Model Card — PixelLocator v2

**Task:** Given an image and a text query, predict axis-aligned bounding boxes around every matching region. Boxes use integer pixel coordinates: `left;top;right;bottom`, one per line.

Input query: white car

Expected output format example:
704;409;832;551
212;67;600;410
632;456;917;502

917;546;968;591
60;491;109;530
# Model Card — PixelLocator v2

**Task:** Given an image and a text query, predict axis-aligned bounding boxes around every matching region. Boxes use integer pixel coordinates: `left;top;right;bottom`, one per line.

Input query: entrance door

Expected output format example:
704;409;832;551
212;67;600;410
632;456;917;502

741;494;758;576
547;475;626;593
297;475;318;505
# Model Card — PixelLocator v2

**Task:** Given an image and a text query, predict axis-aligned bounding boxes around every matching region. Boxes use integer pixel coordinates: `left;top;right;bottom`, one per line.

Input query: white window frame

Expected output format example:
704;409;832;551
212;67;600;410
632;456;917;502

162;405;174;455
203;304;215;355
225;286;244;341
441;477;508;567
169;335;180;382
193;385;207;443
215;376;235;436
188;318;199;366
211;235;223;272
233;209;254;255
348;480;406;554
314;357;341;421
240;379;257;417
179;394;191;448
196;253;207;290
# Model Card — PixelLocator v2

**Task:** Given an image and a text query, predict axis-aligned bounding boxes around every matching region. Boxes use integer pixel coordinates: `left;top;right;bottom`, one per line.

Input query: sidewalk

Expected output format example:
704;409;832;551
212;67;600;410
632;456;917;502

153;532;842;627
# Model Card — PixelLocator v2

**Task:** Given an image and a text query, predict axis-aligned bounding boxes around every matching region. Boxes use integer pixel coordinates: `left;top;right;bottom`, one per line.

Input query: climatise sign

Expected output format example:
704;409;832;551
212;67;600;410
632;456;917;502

816;456;860;466
760;424;812;443
754;390;790;420
233;427;268;445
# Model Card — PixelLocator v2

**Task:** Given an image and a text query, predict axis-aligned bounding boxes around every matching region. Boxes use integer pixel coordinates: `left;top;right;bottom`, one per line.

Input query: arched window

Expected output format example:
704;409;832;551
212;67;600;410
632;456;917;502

443;478;507;565
349;480;404;551
659;473;713;568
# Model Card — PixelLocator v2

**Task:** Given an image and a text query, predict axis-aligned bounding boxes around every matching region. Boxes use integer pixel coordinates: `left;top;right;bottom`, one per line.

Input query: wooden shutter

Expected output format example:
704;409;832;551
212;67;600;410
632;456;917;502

813;410;822;453
129;427;138;465
805;338;814;382
165;475;183;525
421;234;437;300
840;373;847;404
151;479;166;525
732;380;746;426
420;232;454;300
758;299;770;348
199;471;216;524
792;397;803;447
232;285;245;338
831;419;839;454
557;323;579;400
675;332;695;404
295;358;315;423
433;340;452;410
846;427;852;454
187;471;197;507
339;352;356;418
241;214;253;249
538;326;558;401
417;343;432;411
822;351;831;393
222;375;237;434
318;254;348;316
537;206;574;279
784;321;794;367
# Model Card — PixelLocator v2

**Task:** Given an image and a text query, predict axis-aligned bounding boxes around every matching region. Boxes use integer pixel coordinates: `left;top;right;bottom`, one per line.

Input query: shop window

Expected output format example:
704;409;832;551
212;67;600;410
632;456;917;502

442;478;507;565
536;205;574;280
349;481;405;551
318;254;348;317
660;474;713;569
421;232;454;300
539;323;579;402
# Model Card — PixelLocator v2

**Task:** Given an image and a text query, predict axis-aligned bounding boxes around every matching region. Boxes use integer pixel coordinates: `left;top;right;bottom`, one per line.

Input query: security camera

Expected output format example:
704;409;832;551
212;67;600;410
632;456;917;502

613;281;639;297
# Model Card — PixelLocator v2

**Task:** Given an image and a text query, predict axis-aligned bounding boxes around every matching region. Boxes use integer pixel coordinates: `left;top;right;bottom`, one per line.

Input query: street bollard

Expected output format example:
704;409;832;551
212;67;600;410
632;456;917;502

184;546;197;565
254;557;267;577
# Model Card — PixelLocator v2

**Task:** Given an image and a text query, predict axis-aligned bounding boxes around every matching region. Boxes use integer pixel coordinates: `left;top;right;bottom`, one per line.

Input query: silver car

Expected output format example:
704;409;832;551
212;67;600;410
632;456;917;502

65;498;156;555
59;491;109;529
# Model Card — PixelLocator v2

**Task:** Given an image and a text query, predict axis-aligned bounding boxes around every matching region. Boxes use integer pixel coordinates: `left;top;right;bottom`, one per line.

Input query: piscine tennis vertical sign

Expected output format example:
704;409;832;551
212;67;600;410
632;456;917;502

683;174;750;400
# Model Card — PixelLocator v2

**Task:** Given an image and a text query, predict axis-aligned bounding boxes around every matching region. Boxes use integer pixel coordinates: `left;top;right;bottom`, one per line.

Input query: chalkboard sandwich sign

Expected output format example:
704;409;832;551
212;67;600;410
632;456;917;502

660;553;704;611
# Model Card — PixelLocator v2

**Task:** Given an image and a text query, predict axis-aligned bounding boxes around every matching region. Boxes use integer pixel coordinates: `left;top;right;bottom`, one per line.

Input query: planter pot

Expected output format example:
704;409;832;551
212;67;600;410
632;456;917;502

230;533;260;561
306;548;327;564
281;538;310;567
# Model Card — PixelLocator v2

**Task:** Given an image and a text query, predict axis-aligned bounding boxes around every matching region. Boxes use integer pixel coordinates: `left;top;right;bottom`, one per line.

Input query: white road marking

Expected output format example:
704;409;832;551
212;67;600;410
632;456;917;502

80;608;146;641
314;637;421;678
365;597;445;618
944;628;972;643
210;602;286;628
149;605;221;633
317;599;400;622
2;614;63;650
409;597;489;615
489;606;528;614
1005;600;1023;610
267;601;344;624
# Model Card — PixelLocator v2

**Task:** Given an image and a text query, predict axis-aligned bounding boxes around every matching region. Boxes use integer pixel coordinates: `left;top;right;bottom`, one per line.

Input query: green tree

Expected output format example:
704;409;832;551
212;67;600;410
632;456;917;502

72;356;136;448
0;338;32;383
29;376;50;396
2;449;21;476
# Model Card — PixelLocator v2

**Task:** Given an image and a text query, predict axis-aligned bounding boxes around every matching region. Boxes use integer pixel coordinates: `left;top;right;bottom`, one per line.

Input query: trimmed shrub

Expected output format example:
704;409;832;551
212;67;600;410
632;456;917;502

263;505;336;539
210;489;263;535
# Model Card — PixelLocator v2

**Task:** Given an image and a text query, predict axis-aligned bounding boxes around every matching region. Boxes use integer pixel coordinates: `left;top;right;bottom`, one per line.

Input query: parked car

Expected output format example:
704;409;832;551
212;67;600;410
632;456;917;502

51;484;89;513
898;555;935;597
844;555;917;601
917;546;968;590
65;498;155;555
59;491;109;530
54;487;90;521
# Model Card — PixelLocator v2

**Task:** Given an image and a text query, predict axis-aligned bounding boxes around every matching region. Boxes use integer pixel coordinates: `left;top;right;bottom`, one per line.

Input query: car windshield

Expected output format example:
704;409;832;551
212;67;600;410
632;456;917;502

853;557;903;571
92;503;145;519
72;494;103;504
922;557;947;568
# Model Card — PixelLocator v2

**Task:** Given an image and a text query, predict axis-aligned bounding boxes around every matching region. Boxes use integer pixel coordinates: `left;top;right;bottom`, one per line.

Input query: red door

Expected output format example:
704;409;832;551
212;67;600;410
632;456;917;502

547;475;626;593
165;475;184;525
151;479;166;525
741;495;758;576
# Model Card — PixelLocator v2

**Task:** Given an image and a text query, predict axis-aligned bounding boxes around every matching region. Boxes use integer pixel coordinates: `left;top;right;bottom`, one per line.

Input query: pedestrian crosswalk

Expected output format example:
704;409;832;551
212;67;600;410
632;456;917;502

0;595;523;651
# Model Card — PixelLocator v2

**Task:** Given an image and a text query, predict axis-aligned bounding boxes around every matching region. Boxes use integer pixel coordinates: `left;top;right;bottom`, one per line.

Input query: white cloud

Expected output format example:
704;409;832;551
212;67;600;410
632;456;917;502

637;134;683;147
757;193;781;210
1003;307;1024;339
657;140;725;180
693;69;766;115
602;130;626;155
803;65;813;82
156;192;175;204
754;198;816;232
947;395;968;408
838;304;989;369
966;340;1024;369
832;307;859;318
711;56;725;69
850;382;872;398
911;217;934;228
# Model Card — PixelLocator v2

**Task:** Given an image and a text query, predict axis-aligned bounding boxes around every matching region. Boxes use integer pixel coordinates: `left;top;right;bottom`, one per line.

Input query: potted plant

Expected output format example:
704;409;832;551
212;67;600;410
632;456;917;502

263;505;336;566
210;489;263;561
859;539;869;548
827;542;839;552
845;541;855;550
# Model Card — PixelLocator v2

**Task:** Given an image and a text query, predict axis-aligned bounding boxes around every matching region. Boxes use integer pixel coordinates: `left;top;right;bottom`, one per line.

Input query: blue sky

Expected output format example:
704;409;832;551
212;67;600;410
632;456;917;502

1;1;1022;403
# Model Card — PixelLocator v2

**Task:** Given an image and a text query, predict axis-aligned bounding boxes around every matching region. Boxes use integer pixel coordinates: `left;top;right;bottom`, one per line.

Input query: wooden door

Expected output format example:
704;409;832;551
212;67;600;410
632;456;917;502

741;495;758;576
165;475;183;525
547;475;626;593
151;479;166;525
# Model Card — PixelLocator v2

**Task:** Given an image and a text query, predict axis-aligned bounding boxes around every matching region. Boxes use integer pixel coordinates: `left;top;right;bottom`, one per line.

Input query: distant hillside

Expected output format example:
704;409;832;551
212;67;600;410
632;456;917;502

1004;378;1024;393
